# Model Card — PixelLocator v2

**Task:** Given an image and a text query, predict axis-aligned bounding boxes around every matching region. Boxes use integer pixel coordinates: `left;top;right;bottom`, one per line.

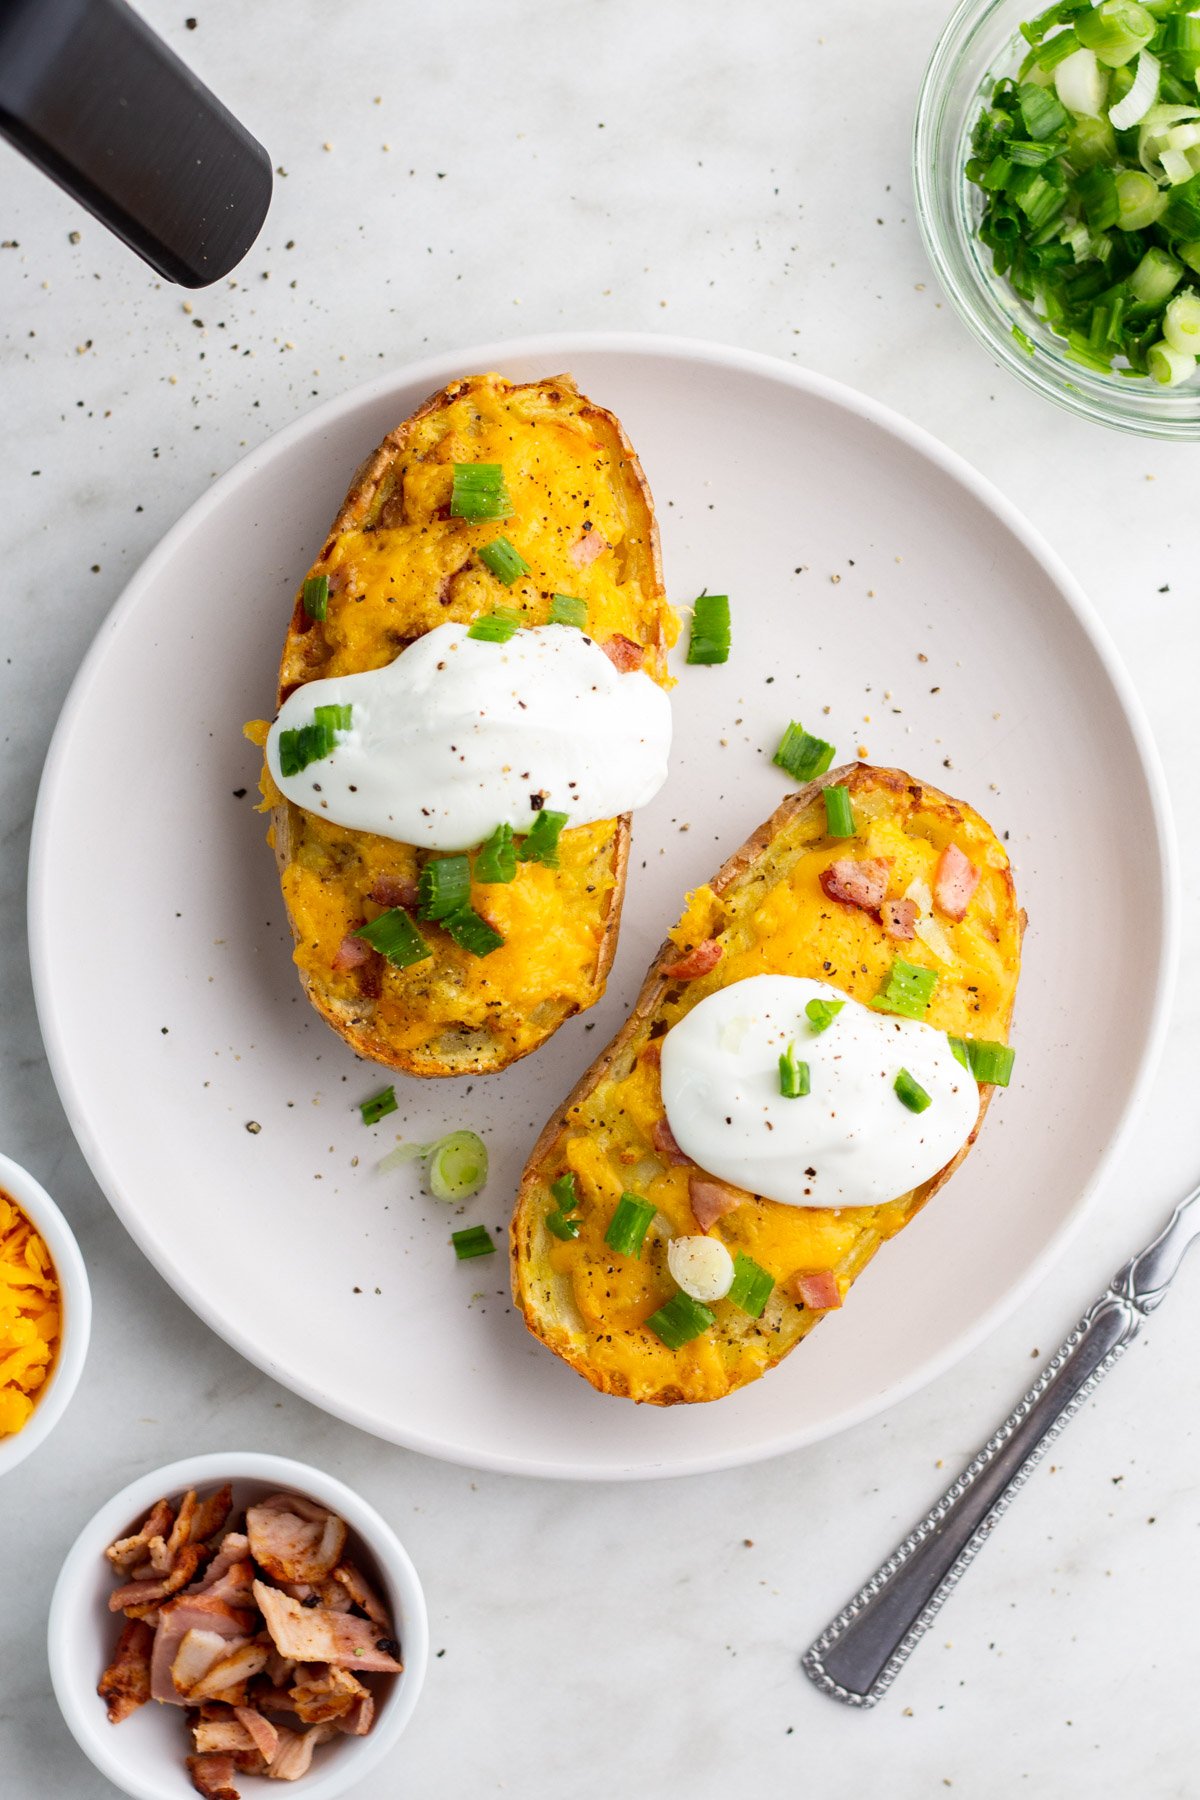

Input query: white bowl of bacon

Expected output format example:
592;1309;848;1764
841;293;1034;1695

48;1452;429;1800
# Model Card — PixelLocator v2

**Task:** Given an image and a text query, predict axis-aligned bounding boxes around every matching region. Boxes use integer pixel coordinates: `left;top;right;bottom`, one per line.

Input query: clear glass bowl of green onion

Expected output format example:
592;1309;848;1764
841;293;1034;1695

915;0;1200;436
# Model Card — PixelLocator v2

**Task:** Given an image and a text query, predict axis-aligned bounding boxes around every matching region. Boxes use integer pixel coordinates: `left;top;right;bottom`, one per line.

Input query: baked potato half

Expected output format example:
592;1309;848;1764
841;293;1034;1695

256;372;678;1077
511;763;1024;1405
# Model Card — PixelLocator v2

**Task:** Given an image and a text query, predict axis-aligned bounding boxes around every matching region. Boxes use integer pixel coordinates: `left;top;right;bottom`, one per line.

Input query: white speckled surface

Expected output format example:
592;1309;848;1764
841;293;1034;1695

1;1;1197;1794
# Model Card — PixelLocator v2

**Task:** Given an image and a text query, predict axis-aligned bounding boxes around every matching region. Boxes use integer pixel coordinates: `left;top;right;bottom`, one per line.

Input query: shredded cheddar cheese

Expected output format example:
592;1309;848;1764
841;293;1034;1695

0;1189;61;1435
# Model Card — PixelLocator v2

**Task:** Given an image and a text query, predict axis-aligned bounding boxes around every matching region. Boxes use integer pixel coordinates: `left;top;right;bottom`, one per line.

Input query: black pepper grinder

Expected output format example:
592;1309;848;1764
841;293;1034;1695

0;0;272;287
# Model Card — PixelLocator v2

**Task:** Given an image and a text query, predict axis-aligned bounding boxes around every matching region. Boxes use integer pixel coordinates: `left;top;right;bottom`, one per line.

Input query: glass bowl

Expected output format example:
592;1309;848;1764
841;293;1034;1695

914;0;1200;438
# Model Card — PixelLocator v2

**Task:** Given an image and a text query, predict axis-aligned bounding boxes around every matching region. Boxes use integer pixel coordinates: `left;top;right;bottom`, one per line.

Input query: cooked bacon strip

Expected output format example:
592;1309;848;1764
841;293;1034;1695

109;1543;205;1613
151;1593;257;1704
819;857;891;913
650;1116;690;1166
933;843;981;921
331;1560;391;1628
190;1484;234;1546
368;875;419;910
599;632;642;671
97;1618;154;1723
186;1640;269;1703
689;1173;750;1233
171;1628;232;1695
337;1692;375;1737
254;1582;402;1673
331;934;371;972
186;1753;239;1800
662;939;723;981
164;1489;199;1562
569;526;609;568
246;1497;347;1585
881;898;919;940
288;1663;367;1724
789;1269;842;1311
105;1498;173;1573
189;1555;257;1614
267;1722;339;1782
193;1718;258;1756
190;1535;251;1595
234;1706;280;1761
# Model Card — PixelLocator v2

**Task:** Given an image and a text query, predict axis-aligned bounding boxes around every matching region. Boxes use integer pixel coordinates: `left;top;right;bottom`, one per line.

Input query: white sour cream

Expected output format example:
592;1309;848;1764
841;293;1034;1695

659;975;977;1210
266;621;672;852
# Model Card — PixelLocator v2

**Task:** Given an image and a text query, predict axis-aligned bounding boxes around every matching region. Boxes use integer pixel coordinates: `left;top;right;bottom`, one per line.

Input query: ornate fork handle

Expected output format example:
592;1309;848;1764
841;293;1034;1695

802;1183;1200;1709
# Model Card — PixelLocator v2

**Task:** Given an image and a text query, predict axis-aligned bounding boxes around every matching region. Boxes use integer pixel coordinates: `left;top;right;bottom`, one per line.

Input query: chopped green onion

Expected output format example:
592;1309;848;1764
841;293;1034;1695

805;997;845;1035
474;821;517;884
686;591;731;665
313;703;352;735
546;1211;581;1240
355;908;432;968
778;1044;810;1099
467;608;521;643
277;711;342;777
1163;288;1200;349
450;462;512;523
727;1253;774;1318
822;785;855;838
441;906;504;957
451;1224;496;1261
359;1086;398;1126
646;1290;716;1349
550;1172;579;1213
1148;336;1197;380
478;537;530;585
1018;79;1069;137
870;957;938;1020
1128;245;1183;304
418;855;471;921
549;593;587;629
427;1130;488;1201
377;1140;428;1173
949;1034;971;1070
773;721;836;783
1075;0;1155;66
517;808;568;867
604;1193;656;1258
894;1068;933;1113
302;574;329;621
949;1036;1017;1086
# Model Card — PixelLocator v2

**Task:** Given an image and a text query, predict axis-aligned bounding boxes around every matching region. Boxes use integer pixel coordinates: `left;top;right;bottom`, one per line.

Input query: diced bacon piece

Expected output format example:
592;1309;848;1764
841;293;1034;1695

187;1640;270;1703
368;875;419;910
189;1556;257;1613
171;1628;231;1695
662;939;723;981
819;857;892;913
337;1692;375;1737
164;1489;199;1561
105;1497;173;1572
331;934;371;972
267;1722;339;1781
789;1269;843;1311
190;1483;233;1545
881;897;919;940
186;1753;239;1800
109;1543;205;1613
650;1116;690;1166
246;1497;347;1585
254;1582;403;1673
933;843;981;921
689;1173;750;1233
194;1718;257;1756
235;1706;280;1761
263;1647;297;1689
288;1663;367;1724
189;1535;251;1595
600;632;643;671
638;1039;662;1071
569;525;609;567
151;1593;257;1705
97;1618;154;1723
331;1560;391;1628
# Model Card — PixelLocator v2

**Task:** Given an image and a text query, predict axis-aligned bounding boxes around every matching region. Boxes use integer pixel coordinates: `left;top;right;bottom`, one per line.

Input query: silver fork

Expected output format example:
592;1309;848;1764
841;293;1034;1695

801;1181;1200;1709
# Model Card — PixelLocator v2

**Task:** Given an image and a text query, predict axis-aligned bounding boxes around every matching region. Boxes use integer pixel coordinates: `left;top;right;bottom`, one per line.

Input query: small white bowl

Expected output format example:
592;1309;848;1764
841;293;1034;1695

0;1150;91;1478
49;1452;429;1800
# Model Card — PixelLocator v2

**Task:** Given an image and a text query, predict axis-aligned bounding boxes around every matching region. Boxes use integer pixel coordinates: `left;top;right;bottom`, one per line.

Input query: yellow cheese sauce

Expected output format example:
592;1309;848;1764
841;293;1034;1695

533;771;1022;1401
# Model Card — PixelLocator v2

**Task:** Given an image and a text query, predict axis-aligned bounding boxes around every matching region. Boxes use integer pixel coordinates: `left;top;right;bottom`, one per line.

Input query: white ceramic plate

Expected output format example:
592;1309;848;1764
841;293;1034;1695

29;335;1176;1480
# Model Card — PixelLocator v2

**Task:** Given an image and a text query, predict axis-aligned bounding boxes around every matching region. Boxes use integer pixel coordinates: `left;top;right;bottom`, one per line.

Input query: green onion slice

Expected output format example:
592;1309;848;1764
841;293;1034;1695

278;707;347;777
302;574;329;621
474;821;517;884
604;1193;657;1258
550;1172;579;1213
822;784;855;838
418;855;471;921
467;609;521;643
441;906;504;957
313;703;352;735
686;591;731;665
427;1130;489;1201
451;1224;496;1261
450;462;512;523
727;1253;774;1319
546;1211;581;1240
647;1290;716;1349
478;537;530;585
894;1068;933;1113
773;721;836;783
870;957;937;1020
549;593;587;629
517;808;568;867
805;997;845;1035
354;908;432;968
948;1035;1016;1087
359;1085;398;1126
778;1044;810;1099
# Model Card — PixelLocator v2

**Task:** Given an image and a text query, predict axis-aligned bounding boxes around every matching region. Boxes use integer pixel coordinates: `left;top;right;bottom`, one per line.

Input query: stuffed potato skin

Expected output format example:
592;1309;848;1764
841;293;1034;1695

511;764;1024;1405
260;372;677;1077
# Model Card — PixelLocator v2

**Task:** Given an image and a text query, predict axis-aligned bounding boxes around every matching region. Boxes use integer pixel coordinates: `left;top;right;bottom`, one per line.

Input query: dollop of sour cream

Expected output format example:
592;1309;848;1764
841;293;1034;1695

266;621;672;852
659;975;977;1210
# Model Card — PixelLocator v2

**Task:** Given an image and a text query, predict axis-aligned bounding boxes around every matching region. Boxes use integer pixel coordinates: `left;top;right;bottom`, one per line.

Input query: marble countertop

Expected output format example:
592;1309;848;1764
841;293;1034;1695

2;1;1198;1794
